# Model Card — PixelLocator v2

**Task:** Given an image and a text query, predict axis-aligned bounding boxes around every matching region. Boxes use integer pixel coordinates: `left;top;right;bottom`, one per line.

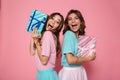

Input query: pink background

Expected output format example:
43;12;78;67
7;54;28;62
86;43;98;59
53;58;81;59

1;0;120;80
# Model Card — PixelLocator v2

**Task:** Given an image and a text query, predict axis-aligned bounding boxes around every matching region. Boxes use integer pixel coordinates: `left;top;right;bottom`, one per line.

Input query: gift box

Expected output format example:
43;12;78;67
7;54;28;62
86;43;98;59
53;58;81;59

26;10;48;35
77;35;97;57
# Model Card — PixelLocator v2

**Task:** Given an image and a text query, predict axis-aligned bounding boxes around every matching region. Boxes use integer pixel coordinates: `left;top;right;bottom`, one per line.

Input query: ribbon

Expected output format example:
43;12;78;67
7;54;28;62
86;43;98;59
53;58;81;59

27;10;47;33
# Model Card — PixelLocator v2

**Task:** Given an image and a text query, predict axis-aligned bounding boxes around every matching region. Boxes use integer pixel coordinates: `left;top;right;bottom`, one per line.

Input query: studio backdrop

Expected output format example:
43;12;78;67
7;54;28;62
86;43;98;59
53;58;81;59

1;0;120;80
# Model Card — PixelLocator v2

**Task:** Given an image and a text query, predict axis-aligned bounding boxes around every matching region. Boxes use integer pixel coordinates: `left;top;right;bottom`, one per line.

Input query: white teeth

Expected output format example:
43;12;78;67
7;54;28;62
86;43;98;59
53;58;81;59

48;24;53;28
48;26;51;29
72;24;77;26
72;25;77;27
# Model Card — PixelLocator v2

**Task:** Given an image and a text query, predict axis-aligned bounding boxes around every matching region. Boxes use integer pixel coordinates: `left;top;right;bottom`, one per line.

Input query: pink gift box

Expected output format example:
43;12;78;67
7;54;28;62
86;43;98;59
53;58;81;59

77;35;97;57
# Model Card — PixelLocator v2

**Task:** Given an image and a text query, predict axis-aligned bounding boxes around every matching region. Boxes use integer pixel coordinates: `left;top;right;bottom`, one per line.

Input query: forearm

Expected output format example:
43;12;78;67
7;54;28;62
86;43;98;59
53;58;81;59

66;54;80;64
30;39;36;56
77;52;96;64
35;42;42;56
66;53;91;65
76;56;89;64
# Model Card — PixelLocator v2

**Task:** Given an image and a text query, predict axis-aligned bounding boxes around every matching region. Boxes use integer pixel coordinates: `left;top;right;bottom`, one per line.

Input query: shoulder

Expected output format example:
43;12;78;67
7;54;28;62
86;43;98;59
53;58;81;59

43;31;52;36
64;30;76;39
44;31;52;35
42;31;53;39
64;30;74;36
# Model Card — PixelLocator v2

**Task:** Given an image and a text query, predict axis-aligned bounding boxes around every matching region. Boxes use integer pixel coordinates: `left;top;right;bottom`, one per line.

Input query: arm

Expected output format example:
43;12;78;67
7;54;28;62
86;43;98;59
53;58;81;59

35;41;49;65
31;28;49;65
66;52;96;65
63;31;96;65
29;38;36;56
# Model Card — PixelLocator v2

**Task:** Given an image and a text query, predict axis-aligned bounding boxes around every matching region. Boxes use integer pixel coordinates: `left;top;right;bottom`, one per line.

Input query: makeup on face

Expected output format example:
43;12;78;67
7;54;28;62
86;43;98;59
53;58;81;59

68;13;81;33
46;15;62;31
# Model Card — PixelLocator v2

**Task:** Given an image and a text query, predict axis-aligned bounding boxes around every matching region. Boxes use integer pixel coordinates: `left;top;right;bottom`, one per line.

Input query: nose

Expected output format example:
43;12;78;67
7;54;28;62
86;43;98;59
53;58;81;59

71;18;75;23
51;20;55;24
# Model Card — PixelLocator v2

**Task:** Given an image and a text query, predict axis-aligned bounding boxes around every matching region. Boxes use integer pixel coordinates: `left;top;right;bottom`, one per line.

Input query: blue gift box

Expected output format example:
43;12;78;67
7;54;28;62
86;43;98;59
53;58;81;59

26;10;48;35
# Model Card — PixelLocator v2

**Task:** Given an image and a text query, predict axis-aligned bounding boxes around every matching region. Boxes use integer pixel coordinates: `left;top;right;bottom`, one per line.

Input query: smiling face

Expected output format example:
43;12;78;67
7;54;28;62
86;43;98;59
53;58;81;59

46;15;62;32
68;13;81;33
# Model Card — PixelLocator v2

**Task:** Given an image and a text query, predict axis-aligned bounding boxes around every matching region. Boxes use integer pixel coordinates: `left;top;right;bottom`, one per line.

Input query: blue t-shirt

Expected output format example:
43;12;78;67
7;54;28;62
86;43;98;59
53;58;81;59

61;30;81;67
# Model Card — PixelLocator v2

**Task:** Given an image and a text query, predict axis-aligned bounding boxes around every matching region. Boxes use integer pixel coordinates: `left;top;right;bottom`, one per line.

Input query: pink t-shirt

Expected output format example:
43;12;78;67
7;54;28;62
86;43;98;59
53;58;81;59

35;31;57;70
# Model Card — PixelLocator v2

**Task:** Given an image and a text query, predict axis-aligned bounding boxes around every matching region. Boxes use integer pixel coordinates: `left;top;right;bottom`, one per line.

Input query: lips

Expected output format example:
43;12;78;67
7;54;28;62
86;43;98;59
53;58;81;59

48;24;53;28
71;24;77;27
46;24;53;30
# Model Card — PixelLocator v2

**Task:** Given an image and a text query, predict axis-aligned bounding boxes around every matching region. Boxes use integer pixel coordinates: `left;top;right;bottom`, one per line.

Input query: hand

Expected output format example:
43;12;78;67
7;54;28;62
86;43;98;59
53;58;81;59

86;52;96;61
31;28;38;39
31;28;42;38
31;28;40;44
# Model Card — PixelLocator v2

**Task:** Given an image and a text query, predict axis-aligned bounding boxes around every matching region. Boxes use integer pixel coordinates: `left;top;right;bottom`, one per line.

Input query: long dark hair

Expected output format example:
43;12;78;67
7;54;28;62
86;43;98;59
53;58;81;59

41;12;64;56
63;9;86;35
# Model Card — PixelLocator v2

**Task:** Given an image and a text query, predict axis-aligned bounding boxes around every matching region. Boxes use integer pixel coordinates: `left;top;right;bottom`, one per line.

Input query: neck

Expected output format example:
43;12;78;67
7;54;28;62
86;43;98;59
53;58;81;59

74;31;79;39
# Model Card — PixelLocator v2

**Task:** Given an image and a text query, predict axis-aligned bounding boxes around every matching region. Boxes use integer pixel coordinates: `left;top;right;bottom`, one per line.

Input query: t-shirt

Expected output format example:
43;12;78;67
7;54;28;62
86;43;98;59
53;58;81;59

35;31;57;70
61;30;81;67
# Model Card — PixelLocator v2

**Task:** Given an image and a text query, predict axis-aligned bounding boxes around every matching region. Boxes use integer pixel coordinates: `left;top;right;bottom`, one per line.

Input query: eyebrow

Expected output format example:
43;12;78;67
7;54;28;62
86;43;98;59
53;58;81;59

57;19;61;22
54;17;61;22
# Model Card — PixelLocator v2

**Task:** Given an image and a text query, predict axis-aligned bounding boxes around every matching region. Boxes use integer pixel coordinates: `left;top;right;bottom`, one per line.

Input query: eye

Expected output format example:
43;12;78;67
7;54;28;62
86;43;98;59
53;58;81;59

68;18;72;21
56;21;60;24
75;17;79;19
54;18;61;24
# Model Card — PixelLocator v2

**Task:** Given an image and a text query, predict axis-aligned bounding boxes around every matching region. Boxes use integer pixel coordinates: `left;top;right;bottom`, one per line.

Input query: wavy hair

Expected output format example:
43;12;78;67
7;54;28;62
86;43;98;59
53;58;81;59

63;9;86;35
41;12;64;56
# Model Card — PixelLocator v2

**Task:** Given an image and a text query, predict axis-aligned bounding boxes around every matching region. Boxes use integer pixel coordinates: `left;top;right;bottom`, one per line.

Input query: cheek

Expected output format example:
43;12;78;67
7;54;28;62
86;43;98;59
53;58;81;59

78;20;81;24
68;22;71;26
78;26;81;30
53;25;58;30
68;21;71;24
55;23;60;28
69;26;73;30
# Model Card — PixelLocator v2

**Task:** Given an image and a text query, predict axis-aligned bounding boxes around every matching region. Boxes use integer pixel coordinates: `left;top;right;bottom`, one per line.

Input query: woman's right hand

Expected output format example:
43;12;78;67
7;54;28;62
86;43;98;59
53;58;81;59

31;28;41;44
31;28;39;39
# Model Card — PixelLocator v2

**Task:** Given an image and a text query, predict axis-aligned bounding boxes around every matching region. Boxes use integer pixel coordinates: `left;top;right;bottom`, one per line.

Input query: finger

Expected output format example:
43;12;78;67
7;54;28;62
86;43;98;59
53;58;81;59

38;34;42;38
32;28;34;33
32;29;36;38
31;30;34;37
32;29;35;34
32;29;34;35
35;28;38;34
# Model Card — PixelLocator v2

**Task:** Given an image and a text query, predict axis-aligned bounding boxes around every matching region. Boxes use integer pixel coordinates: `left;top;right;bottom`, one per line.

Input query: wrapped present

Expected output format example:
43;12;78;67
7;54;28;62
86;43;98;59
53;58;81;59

77;35;97;57
26;10;48;35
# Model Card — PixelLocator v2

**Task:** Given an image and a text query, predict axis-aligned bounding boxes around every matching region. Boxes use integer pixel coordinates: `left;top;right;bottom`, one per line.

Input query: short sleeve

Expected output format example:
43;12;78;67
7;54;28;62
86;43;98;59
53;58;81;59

41;31;53;56
62;31;75;55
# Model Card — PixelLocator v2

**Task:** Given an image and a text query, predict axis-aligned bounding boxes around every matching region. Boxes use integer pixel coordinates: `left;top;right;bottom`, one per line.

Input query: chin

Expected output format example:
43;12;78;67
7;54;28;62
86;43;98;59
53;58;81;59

72;29;78;32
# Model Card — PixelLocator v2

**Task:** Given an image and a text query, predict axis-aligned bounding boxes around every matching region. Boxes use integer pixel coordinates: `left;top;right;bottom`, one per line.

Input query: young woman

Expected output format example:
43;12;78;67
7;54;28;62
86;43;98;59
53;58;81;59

30;12;64;80
59;9;96;80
